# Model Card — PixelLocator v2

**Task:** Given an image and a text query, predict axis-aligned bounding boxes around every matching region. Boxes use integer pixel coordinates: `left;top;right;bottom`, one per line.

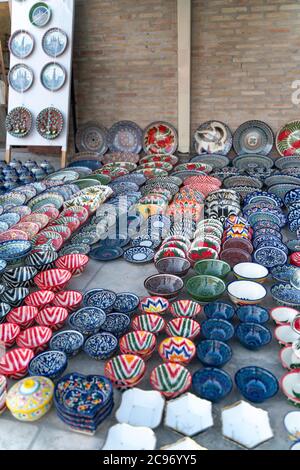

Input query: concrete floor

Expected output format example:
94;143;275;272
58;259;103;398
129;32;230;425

0;150;296;450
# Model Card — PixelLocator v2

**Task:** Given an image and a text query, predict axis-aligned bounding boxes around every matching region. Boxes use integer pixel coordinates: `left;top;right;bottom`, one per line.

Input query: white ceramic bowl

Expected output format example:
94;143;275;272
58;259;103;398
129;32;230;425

233;263;269;283
280;346;300;370
227;280;267;305
270;306;299;326
284;411;300;439
281;371;300;405
275;325;300;347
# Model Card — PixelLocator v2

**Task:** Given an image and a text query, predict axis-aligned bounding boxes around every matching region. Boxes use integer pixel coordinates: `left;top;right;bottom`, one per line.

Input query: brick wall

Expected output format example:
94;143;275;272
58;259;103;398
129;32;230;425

191;0;300;138
73;0;178;130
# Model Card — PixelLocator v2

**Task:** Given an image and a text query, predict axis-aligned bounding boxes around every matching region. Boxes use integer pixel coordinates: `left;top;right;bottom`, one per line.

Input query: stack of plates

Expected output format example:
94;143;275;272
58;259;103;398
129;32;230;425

54;373;114;435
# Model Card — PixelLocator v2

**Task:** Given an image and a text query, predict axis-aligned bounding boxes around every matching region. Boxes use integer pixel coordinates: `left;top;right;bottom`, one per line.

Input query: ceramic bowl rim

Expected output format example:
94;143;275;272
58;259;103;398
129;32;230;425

233;262;269;280
227;280;267;302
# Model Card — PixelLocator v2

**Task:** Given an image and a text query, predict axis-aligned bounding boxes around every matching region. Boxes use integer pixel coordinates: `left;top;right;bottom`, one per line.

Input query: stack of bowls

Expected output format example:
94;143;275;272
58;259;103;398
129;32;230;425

205;189;241;224
220;215;253;267
188;218;223;266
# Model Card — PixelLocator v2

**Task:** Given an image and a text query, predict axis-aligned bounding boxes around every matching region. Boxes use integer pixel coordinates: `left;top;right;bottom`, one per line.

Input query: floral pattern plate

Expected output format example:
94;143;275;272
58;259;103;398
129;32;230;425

76;122;108;155
6;107;32;138
233;120;274;155
36;107;64;140
108;121;142;154
276;121;300;157
143;122;178;155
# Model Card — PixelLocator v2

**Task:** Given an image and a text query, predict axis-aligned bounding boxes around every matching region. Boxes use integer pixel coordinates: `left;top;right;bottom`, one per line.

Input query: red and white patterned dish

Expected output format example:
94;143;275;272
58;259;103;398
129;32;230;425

34;269;72;292
55;254;89;276
0;348;34;379
60;206;89;224
36;306;68;331
0;323;21;347
25;290;55;309
52;290;83;312
16;326;52;354
7;306;39;329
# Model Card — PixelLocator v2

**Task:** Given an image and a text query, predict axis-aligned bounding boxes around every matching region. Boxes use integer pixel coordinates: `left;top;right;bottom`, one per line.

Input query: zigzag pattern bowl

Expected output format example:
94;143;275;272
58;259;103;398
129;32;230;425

0;323;21;347
34;269;72;292
7;306;38;329
25;290;55;309
2;266;38;288
119;331;156;360
170;300;202;319
36;307;69;331
0;348;34;379
150;362;192;399
104;354;146;389
16;326;52;354
165;318;201;340
1;288;30;308
52;290;83;311
132;314;166;335
139;296;169;314
55;254;89;276
158;336;196;364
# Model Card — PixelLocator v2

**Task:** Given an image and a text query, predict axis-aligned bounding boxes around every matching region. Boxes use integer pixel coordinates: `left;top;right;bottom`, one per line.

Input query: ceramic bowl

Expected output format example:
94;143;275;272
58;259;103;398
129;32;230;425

119;331;156;360
280;371;300;406
34;269;72;293
0;322;20;347
52;290;83;312
2;266;38;288
150;362;192;399
227;280;267;305
25;249;59;271
271;283;300;308
169;299;202;319
83;289;117;313
235;367;279;403
275;325;300;347
132;314;166;335
194;260;231;280
233;262;269;283
236;305;269;324
36;306;69;331
186;275;226;303
139;296;169;315
284;411;300;439
155;257;191;277
7;306;39;329
203;302;235;321
0;240;32;264
101;312;131;337
113;292;140;314
280;346;300;370
0;348;35;379
24;290;55;310
236;323;272;350
270;306;299;326
68;307;106;336
201;319;234;342
16;326;53;354
158;336;196;364
104;354;146;389
292;316;300;336
1;288;30;308
84;332;119;360
192;368;233;403
49;329;84;357
165;318;200;340
55;254;89;277
0;302;11;323
271;265;298;283
196;340;232;367
28;350;68;380
0;259;7;276
144;274;184;300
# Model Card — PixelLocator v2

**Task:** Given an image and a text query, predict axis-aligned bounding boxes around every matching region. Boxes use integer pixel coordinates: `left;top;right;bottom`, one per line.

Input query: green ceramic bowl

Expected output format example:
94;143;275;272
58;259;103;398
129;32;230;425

84;174;111;185
75;179;101;189
194;259;231;280
186;275;226;303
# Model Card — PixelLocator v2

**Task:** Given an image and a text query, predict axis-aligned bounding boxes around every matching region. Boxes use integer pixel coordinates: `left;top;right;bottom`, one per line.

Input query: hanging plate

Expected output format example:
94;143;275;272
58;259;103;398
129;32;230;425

29;2;52;28
9;64;34;93
143;121;178;155
9;30;34;59
36;107;64;140
276;121;300;157
233;120;274;155
76;122;108;155
42;28;68;57
193;121;232;156
108;121;143;154
41;62;66;92
6;107;32;138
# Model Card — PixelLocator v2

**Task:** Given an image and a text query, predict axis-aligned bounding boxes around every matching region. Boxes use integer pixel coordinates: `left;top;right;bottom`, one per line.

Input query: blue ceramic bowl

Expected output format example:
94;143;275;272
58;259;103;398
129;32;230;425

28;350;68;380
196;340;232;367
201;319;235;342
236;305;269;324
0;259;7;275
271;265;298;283
113;292;140;314
2;266;38;288
0;302;11;323
235;366;279;403
0;240;32;263
101;312;131;337
236;323;272;350
49;330;84;357
192;368;233;402
68;307;107;336
25;249;59;270
0;212;21;227
83;289;117;313
84;332;118;360
0;287;30;308
204;302;235;321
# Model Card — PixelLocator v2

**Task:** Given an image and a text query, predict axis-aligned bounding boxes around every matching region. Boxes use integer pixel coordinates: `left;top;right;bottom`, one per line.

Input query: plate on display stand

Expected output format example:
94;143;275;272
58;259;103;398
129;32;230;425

42;28;68;57
75;122;108;155
41;63;66;92
193;121;232;156
233;120;274;155
29;2;52;28
143;121;178;155
6;107;32;138
9;30;34;59
108;121;142;154
9;64;34;93
36;107;64;140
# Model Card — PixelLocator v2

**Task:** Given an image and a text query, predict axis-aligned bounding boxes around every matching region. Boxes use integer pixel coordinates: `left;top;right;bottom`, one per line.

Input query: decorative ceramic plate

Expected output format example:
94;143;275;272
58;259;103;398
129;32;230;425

233;154;274;170
233;120;274;155
276;121;300;157
29;2;52;27
9;64;34;93
36;107;64;139
89;246;124;261
123;246;155;263
41;62;66;91
42;28;68;57
193;121;232;156
191;154;230;169
143;122;178;155
108;121;142;153
9;30;34;59
76;122;108;155
5;107;32;138
150;362;192;399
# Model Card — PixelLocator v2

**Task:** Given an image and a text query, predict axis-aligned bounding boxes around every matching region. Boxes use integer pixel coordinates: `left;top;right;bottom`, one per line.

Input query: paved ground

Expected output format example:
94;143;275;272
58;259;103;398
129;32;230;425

0;151;296;450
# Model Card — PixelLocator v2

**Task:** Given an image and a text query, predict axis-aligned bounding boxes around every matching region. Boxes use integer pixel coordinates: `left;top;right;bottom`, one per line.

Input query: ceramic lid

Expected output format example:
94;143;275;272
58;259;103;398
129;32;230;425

6;377;54;414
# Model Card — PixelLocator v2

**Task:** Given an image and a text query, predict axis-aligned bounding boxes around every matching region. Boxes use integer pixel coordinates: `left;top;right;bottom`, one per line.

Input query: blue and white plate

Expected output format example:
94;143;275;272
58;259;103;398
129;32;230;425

110;181;139;195
253;234;283;250
108;121;142;154
123;246;155;264
0;212;21;228
115;174;146;186
271;265;298;283
28;350;67;380
254;238;288;255
285;188;300;207
252;220;280;232
83;289;117;313
271;283;300;307
131;236;161;250
89;246;124;262
113;292;140;314
287;240;300;253
254;246;287;268
84;332;118;360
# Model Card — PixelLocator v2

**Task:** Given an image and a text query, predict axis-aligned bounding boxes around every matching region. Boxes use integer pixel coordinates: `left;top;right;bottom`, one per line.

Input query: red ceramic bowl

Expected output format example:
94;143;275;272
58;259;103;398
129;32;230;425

34;269;72;293
36;205;60;222
0;348;34;379
119;331;156;360
22;213;49;229
0;230;29;242
52;290;83;312
36;306;68;331
16;326;52;354
0;323;21;348
33;231;64;251
47;224;72;242
150;362;192;399
104;354;146;389
7;306;39;329
55;254;89;277
60;206;89;225
24;290;55;310
291;252;300;267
